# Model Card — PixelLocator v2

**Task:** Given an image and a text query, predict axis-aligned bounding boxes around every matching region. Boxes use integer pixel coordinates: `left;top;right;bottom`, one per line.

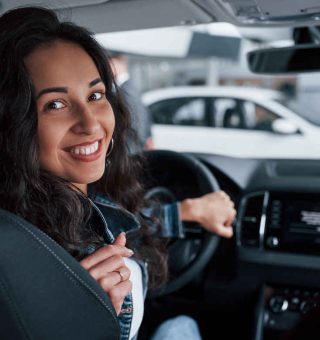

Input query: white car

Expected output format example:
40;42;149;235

143;86;320;159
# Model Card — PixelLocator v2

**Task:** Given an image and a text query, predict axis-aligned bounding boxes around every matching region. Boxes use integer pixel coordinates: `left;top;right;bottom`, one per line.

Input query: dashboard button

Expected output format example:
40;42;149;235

300;300;318;314
266;236;279;248
269;296;289;313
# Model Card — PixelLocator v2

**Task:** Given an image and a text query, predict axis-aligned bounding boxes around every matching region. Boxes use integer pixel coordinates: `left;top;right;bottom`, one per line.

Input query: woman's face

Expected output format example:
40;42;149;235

24;40;115;193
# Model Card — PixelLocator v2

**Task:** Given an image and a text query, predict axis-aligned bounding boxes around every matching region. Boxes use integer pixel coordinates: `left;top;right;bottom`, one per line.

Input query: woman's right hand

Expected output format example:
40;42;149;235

80;232;133;315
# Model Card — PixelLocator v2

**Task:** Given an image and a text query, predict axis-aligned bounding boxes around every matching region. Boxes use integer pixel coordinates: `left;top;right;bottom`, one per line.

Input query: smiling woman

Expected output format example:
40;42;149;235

0;6;142;260
24;40;115;191
0;5;235;340
0;7;164;338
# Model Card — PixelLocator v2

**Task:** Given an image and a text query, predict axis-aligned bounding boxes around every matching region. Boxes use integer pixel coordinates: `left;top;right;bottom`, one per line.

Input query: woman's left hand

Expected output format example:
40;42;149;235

80;233;133;315
179;191;236;238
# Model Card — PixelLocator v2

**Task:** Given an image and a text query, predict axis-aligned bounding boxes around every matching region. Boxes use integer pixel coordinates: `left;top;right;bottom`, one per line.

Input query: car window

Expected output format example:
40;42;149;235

251;103;280;132
149;97;208;126
214;98;240;128
214;98;280;132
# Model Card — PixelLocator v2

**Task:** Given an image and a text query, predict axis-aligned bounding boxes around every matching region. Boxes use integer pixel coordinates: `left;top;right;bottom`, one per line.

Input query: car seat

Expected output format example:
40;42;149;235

0;208;120;340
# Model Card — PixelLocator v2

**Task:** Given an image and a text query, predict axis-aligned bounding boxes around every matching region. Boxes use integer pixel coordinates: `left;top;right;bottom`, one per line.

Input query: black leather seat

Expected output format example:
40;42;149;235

0;208;120;340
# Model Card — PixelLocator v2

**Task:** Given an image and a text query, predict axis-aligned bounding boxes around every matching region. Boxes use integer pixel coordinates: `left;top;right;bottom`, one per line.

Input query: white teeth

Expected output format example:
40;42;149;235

70;141;99;156
92;141;98;152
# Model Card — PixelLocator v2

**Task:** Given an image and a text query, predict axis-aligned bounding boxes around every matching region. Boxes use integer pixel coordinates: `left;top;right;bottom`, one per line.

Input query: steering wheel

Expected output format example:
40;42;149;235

141;150;220;296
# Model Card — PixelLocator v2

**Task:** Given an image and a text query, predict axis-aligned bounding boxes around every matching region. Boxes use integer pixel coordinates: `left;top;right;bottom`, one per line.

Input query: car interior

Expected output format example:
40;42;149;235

1;0;320;339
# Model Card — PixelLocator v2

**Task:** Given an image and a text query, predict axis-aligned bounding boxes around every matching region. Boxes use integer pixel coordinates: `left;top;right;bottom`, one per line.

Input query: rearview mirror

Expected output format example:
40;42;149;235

248;44;320;74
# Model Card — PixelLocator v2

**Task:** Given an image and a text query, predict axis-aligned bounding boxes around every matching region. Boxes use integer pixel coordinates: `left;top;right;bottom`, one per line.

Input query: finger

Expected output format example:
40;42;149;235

109;280;133;315
229;200;235;208
99;272;123;291
223;199;234;210
80;244;133;269
99;266;131;291
215;224;233;238
222;193;232;203
89;255;125;280
114;232;126;247
225;208;237;226
115;265;131;282
219;191;229;199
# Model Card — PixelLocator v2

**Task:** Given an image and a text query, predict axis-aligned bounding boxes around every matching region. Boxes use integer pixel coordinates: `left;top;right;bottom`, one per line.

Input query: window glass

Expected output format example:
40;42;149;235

213;98;280;132
150;97;207;126
251;103;280;132
213;98;238;128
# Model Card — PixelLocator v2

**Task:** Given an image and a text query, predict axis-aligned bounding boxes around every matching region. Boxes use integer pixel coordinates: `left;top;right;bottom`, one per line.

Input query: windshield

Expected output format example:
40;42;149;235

277;97;320;127
100;24;320;159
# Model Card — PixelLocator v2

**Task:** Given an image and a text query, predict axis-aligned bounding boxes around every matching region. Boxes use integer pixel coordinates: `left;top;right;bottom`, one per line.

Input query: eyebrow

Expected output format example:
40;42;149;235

36;87;67;99
89;78;102;87
36;78;103;100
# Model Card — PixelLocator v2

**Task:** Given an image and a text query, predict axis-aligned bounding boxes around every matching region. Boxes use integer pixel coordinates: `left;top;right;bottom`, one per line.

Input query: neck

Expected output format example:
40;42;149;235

72;183;87;195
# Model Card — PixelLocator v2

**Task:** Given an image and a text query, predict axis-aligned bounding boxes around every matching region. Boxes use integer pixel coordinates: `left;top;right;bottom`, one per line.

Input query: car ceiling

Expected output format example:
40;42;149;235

193;0;320;27
1;0;320;34
0;0;214;33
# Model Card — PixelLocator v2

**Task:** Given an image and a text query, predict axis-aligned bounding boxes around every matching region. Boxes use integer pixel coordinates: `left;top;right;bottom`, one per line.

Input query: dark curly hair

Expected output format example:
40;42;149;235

0;6;167;287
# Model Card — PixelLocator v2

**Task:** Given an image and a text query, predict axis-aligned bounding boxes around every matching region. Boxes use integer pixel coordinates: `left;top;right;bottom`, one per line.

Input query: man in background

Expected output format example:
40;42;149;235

109;52;154;152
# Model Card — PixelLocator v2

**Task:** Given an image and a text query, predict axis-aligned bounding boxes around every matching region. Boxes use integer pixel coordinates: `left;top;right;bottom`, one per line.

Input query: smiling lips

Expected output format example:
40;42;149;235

71;140;99;155
67;139;103;162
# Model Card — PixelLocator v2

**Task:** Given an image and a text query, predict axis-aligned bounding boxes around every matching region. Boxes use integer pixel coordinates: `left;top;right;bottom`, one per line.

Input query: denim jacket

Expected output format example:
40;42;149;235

89;194;185;340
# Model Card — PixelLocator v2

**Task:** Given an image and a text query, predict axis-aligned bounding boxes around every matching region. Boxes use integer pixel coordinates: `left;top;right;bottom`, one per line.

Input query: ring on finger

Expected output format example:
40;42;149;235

116;269;125;282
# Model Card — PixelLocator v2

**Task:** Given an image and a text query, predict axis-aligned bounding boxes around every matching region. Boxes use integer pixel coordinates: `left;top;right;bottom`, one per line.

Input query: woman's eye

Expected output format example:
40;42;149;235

88;92;104;101
44;100;66;111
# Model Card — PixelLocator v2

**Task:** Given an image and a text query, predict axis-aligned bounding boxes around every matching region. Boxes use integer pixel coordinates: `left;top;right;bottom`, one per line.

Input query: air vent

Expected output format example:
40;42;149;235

238;192;268;248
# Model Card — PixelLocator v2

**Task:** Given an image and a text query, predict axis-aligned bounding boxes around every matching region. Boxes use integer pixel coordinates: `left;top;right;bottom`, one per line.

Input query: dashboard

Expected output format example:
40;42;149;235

193;153;320;339
238;191;320;264
195;153;320;277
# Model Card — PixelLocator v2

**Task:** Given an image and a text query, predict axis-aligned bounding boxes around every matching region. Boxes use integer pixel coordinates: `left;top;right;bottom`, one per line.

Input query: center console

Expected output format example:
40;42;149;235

238;191;320;256
255;284;320;340
237;191;320;339
265;192;320;256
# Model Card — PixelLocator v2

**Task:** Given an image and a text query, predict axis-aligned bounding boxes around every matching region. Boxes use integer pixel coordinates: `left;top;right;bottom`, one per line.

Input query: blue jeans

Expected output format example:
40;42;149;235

150;315;202;340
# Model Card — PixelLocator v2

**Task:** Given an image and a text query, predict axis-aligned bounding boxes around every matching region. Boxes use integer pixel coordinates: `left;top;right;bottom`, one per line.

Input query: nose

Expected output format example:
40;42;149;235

71;103;100;135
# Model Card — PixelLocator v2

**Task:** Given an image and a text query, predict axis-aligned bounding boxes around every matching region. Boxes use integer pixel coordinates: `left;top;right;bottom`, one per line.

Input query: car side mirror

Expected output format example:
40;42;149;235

271;118;299;135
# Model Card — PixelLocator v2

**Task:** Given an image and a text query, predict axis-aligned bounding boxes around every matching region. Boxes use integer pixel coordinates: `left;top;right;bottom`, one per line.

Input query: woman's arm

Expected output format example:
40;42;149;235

142;191;236;239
